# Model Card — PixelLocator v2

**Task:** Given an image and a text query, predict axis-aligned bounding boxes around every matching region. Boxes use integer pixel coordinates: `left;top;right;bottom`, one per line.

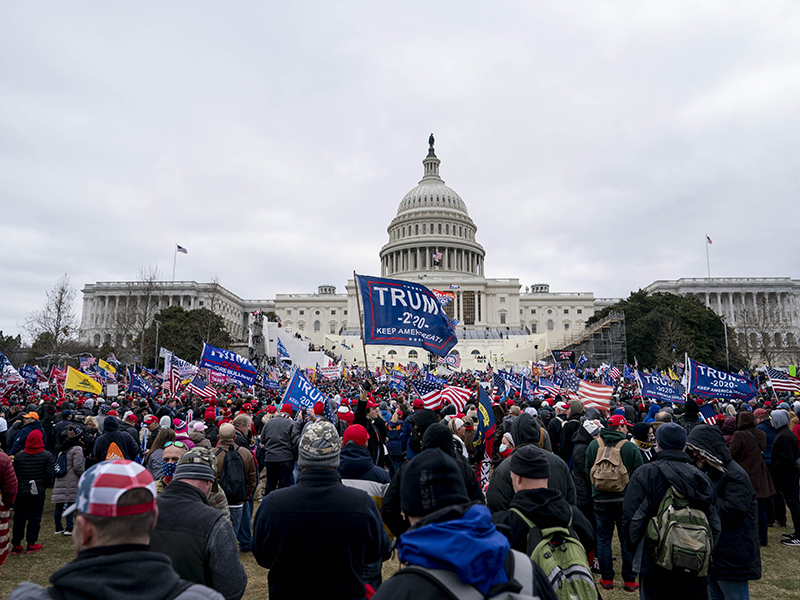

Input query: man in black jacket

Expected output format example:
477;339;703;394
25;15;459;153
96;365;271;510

150;449;247;600
623;423;721;600
9;412;45;456
11;430;53;554
92;416;139;462
558;400;584;463
768;409;800;546
685;425;761;599
354;386;386;467
252;420;388;600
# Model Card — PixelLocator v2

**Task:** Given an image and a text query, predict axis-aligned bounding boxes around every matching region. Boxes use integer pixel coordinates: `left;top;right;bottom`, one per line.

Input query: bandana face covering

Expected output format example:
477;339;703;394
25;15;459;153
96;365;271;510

634;439;655;450
161;461;177;478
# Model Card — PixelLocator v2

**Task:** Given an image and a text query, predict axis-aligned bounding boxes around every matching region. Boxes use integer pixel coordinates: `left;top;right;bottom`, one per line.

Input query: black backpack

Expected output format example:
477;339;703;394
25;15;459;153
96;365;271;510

215;445;249;504
54;452;68;478
408;417;424;454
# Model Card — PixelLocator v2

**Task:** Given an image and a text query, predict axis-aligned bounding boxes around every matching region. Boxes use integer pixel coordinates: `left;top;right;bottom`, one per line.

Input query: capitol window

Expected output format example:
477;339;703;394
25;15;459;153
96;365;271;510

500;312;506;324
331;309;336;315
299;310;304;315
500;297;505;303
564;309;569;314
564;323;570;331
530;309;536;314
547;320;554;330
402;227;405;237
287;309;292;315
423;224;427;234
531;323;537;333
438;224;442;234
330;323;336;334
415;224;419;235
446;224;449;234
459;226;462;236
314;321;321;332
577;309;582;314
408;350;418;359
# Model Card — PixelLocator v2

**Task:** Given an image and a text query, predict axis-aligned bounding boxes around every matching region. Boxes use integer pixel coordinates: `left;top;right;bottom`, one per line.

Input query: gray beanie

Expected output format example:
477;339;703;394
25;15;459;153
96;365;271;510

771;409;790;429
298;420;341;469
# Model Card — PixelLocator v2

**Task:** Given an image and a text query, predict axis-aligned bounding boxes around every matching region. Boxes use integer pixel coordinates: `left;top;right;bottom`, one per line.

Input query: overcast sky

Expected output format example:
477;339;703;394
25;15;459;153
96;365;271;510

2;1;798;341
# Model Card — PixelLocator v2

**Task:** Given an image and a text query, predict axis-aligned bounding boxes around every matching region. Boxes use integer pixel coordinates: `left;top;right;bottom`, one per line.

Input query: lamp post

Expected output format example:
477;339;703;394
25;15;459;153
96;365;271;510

721;316;730;372
154;320;161;370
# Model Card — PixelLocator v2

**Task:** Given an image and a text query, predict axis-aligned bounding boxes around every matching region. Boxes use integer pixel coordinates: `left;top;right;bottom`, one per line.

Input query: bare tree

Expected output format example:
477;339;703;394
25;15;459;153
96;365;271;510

735;296;796;367
24;274;79;358
112;264;163;361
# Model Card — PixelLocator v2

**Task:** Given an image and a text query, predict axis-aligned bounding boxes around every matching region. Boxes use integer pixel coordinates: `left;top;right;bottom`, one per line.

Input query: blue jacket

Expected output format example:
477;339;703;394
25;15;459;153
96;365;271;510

385;420;404;456
338;444;391;484
756;420;777;464
643;404;661;424
10;422;45;456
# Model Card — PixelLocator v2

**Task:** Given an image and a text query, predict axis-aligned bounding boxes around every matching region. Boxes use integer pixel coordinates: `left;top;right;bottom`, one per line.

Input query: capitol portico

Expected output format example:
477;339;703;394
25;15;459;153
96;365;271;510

78;137;799;368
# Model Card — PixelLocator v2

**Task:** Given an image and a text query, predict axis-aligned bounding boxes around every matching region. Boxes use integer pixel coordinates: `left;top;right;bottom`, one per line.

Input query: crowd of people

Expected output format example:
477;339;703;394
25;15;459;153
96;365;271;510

0;363;798;600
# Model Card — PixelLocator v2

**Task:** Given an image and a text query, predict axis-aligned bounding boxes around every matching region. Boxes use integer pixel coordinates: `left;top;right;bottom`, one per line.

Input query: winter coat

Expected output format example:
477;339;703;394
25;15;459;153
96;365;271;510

678;413;704;436
189;430;212;450
13;444;54;497
252;469;388;600
146;448;165;481
546;414;566;455
9;546;225;600
150;481;247;600
558;414;583;462
756;420;777;464
355;397;386;466
771;425;800;483
492;487;596;554
338;444;391;518
51;442;84;504
584;428;643;501
214;442;257;500
385;419;404;457
259;415;295;463
622;449;721;578
92;417;139;461
570;424;595;508
9;422;45;456
721;416;736;447
373;503;558;600
0;451;18;508
729;412;775;499
686;425;761;581
643;404;661;424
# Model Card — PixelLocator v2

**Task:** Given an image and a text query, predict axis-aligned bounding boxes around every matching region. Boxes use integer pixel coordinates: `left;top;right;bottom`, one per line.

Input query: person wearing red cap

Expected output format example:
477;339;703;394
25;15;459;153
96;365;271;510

354;383;386;467
585;413;643;592
11;430;54;555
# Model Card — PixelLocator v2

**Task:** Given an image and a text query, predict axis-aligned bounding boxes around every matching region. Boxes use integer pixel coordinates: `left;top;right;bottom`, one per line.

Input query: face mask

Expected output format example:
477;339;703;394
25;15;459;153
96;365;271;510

499;444;509;453
161;461;177;478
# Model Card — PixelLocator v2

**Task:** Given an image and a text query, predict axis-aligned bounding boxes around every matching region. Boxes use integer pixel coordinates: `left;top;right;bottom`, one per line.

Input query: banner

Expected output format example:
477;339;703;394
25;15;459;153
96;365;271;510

281;367;328;411
127;368;156;397
637;371;685;404
551;350;574;363
685;357;757;402
65;366;103;395
162;349;199;378
19;365;38;387
208;370;228;385
199;343;257;386
320;365;341;380
277;338;291;360
98;359;116;375
521;377;537;402
356;274;457;357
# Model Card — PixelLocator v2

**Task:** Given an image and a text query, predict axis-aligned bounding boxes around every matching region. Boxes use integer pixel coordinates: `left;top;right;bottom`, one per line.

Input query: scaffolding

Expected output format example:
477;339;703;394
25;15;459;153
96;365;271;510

554;312;627;368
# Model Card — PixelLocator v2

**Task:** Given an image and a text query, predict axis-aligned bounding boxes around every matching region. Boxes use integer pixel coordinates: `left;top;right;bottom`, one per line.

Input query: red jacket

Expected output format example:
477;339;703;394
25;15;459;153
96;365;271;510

0;451;17;508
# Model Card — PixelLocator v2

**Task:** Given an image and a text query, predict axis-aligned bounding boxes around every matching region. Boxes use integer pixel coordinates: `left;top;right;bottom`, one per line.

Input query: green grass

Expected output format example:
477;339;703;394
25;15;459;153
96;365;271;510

1;500;799;599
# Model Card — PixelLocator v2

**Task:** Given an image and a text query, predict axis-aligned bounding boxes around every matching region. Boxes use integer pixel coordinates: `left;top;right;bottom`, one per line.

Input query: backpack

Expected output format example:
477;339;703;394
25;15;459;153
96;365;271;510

589;437;629;493
215;445;249;505
511;508;597;600
394;548;539;600
54;452;68;478
408;418;424;454
105;441;125;461
645;464;713;576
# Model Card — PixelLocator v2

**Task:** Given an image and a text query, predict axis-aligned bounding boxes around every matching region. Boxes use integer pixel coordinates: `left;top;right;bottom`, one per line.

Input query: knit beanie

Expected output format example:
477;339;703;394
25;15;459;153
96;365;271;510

400;449;469;517
684;399;700;416
568;399;584;416
298;420;341;469
509;445;550;479
25;429;44;454
656;422;687;451
204;408;216;421
159;415;172;430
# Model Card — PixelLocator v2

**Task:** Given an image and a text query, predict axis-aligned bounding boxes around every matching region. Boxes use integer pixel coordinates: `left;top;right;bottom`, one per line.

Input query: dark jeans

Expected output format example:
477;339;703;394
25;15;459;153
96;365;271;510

640;573;708;600
594;501;635;582
266;461;295;494
53;502;74;532
775;477;800;536
757;498;769;545
767;464;786;525
12;494;45;546
387;455;404;479
237;495;254;552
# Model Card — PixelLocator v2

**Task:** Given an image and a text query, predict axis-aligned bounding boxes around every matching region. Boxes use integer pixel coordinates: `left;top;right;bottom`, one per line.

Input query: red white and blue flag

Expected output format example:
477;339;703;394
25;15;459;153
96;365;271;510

186;377;217;398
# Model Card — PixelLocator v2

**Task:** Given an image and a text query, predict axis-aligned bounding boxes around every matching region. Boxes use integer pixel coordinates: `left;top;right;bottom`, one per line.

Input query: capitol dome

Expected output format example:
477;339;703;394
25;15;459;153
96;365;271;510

379;135;485;279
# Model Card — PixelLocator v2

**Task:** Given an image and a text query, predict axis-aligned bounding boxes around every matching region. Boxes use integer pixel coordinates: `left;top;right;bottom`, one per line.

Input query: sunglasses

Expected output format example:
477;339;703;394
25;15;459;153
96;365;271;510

164;441;187;448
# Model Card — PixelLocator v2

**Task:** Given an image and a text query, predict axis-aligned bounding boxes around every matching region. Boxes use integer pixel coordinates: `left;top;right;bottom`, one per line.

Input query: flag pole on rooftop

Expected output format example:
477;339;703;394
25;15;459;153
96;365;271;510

705;235;712;279
353;271;370;372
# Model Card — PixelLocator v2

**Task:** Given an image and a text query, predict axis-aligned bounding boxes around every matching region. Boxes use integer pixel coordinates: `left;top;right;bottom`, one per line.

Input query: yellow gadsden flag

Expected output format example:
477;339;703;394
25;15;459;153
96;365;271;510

65;366;103;395
98;359;116;374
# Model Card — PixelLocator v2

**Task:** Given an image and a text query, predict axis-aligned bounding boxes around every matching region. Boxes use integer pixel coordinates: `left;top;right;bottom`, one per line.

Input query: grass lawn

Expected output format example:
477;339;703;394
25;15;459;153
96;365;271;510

1;498;799;599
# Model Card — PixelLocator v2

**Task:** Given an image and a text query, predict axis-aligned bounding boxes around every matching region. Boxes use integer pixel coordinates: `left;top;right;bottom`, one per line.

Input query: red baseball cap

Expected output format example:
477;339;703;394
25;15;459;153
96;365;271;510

313;401;325;415
505;399;514;407
608;415;633;427
343;424;369;446
266;406;277;414
280;404;293;415
413;399;424;409
366;399;379;408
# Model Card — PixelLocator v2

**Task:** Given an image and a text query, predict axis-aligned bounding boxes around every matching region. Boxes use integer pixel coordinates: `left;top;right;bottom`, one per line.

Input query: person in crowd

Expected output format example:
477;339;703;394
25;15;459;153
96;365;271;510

150;449;247;600
558;400;585;463
215;424;256;534
144;428;177;481
143;414;161;449
8;459;224;600
547;400;569;456
51;427;85;535
487;412;575;513
623;423;721;600
685;424;761;599
11;430;54;554
768;409;800;546
729;410;775;547
189;422;212;449
373;447;558;600
385;409;405;477
632;422;657;464
571;418;601;533
92;416;138;461
0;447;18;569
259;404;295;494
252;420;388;600
355;386;386;467
585;414;642;592
9;412;45;456
447;417;469;460
678;400;704;436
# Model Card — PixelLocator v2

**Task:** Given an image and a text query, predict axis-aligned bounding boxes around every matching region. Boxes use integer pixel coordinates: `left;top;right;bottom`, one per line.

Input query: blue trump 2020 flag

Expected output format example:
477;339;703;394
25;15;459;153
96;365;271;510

686;357;757;402
282;367;327;411
199;342;257;386
356;274;457;357
637;371;685;404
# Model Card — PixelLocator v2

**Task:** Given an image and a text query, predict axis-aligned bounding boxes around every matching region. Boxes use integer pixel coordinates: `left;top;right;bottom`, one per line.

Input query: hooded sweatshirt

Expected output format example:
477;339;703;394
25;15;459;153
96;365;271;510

686;425;761;581
92;416;139;462
12;430;54;496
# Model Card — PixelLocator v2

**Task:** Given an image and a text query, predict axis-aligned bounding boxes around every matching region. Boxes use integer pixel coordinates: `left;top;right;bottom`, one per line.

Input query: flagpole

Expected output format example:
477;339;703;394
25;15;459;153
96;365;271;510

705;236;711;279
172;244;177;282
353;272;370;372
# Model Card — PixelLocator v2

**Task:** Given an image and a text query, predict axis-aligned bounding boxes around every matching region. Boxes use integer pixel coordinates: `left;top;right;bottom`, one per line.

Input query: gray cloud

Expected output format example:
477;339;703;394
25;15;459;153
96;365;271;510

2;1;798;339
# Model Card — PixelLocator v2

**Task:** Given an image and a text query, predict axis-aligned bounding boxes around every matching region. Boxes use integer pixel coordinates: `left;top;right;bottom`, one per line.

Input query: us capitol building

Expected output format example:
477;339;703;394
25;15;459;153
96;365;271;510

79;137;800;368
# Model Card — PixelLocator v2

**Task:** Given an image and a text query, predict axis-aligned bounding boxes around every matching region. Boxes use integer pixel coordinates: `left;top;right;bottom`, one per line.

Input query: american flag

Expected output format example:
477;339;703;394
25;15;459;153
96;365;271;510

438;354;461;369
699;404;717;425
765;367;800;393
186;377;217;398
492;371;507;394
432;250;443;263
411;379;444;410
559;369;581;394
607;364;621;380
426;372;447;387
441;386;472;412
34;365;48;382
577;380;613;413
502;371;522;391
177;244;188;254
623;364;636;381
538;378;559;395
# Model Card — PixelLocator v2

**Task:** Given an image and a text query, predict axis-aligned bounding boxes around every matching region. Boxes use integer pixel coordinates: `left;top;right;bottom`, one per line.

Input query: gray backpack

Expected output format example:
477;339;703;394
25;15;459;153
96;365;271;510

394;549;543;600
